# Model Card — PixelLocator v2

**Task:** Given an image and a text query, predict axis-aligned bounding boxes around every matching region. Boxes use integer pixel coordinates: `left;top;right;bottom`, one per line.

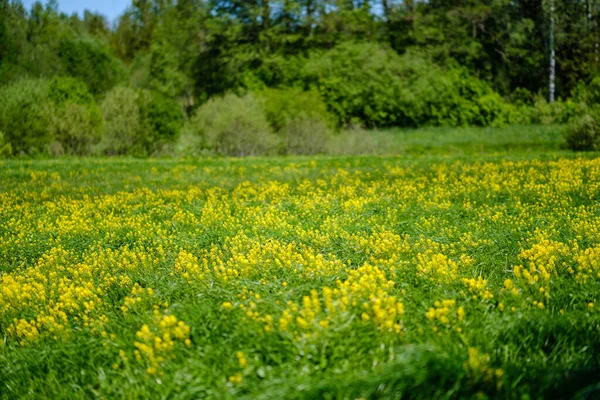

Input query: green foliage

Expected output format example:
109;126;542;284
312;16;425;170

303;42;512;128
45;77;103;155
99;86;183;156
252;55;307;90
3;0;600;118
148;41;187;98
574;76;600;107
2;0;599;156
302;42;399;127
59;38;126;95
531;96;577;125
98;86;144;155
139;91;184;153
510;94;579;126
46;103;103;156
429;68;514;127
258;87;336;131
0;130;12;157
184;93;279;156
510;88;536;108
0;77;103;156
565;114;600;151
0;78;53;156
48;76;95;106
255;88;335;155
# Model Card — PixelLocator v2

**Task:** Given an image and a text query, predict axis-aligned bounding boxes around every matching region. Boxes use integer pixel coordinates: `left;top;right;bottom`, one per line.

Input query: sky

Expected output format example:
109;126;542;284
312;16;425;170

22;0;130;23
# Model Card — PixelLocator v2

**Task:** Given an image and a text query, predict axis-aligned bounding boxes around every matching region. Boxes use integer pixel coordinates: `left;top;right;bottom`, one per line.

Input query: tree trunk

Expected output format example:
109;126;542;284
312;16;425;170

261;0;270;29
306;0;314;33
594;4;600;64
549;0;556;103
382;0;390;18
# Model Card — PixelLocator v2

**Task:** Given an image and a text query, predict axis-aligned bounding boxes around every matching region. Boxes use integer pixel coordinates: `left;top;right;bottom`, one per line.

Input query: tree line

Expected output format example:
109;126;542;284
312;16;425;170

1;0;599;156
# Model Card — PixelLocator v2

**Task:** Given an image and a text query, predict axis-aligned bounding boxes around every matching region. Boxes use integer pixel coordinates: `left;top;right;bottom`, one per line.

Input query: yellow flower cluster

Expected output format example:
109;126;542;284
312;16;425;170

230;264;405;337
1;247;117;344
121;283;155;313
173;233;344;283
462;277;494;300
416;251;459;284
133;313;192;375
574;245;600;284
508;238;600;308
426;299;465;332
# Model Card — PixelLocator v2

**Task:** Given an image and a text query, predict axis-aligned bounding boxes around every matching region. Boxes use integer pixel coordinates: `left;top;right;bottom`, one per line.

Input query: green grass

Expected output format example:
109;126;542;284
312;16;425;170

329;124;566;155
0;125;599;399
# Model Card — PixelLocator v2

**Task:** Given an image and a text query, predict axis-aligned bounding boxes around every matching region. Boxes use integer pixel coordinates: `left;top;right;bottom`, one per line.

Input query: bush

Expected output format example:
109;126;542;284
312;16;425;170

99;87;183;156
48;76;95;106
565;114;600;151
0;131;12;157
183;93;279;156
302;42;511;128
523;95;577;125
427;69;513;127
574;76;600;105
0;77;105;156
302;42;404;127
45;77;103;155
0;78;53;155
98;87;144;155
255;87;334;155
47;102;103;156
257;87;336;131
140;91;183;152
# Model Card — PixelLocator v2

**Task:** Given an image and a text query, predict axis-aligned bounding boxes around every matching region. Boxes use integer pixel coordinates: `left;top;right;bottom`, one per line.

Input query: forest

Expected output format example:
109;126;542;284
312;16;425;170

1;0;600;156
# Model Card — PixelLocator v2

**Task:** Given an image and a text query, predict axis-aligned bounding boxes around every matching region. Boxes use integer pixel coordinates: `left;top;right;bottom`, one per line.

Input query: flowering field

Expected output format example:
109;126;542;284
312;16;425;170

1;153;600;398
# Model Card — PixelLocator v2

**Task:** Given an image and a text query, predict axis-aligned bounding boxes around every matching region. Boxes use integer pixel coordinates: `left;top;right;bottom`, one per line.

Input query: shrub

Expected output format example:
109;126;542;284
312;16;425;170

140;91;183;152
0;78;53;155
174;131;207;158
302;42;403;127
255;87;335;155
48;76;95;106
45;77;103;155
0;77;105;156
526;95;577;125
565;114;600;151
302;42;511;128
98;87;144;155
99;87;183;156
47;103;103;156
0;131;12;157
574;76;600;105
257;87;337;131
446;69;513;127
510;87;536;107
184;93;279;156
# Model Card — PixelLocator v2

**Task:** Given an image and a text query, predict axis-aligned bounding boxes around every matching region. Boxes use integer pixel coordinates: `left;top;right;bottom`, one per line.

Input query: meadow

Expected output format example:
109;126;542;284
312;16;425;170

1;125;599;399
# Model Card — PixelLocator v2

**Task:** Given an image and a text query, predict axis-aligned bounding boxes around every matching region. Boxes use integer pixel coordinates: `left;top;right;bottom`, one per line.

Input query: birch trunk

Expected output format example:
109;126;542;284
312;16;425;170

549;0;556;103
